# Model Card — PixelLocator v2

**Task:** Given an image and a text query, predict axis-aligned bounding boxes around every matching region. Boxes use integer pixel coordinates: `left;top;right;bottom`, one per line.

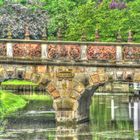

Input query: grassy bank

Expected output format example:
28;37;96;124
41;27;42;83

20;94;53;108
20;94;53;101
1;80;37;86
0;90;27;119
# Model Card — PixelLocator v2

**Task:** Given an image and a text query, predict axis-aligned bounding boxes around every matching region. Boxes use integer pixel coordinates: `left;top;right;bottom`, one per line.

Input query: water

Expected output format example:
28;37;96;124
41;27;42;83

0;94;140;140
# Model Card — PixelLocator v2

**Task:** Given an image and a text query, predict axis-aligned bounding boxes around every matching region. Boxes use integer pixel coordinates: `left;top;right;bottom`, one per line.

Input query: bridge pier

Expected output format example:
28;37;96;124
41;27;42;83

51;83;102;124
53;97;78;123
53;97;91;124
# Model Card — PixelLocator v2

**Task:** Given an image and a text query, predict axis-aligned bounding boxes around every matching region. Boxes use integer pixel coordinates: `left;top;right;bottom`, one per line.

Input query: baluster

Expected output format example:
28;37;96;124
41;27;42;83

41;44;48;59
6;26;13;58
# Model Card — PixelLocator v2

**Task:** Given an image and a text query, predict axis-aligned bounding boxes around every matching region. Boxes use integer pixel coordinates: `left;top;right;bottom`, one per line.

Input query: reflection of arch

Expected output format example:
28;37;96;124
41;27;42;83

55;123;91;140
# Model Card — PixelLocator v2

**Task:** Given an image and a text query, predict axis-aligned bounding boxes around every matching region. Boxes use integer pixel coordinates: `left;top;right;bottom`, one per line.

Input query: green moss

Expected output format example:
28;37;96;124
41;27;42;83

20;94;53;102
1;80;38;86
0;90;27;119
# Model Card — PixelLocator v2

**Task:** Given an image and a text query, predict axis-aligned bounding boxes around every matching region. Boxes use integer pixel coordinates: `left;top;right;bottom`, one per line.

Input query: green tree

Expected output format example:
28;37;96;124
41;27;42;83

0;0;140;42
65;0;140;42
66;1;96;41
126;0;140;42
45;0;75;40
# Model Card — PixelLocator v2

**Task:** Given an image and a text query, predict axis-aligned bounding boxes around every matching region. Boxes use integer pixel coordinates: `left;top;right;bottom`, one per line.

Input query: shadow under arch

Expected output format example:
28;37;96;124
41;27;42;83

77;82;105;123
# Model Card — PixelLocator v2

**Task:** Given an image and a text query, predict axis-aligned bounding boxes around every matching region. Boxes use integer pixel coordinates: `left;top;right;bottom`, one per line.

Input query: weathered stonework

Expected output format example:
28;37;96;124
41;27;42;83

134;73;140;82
31;73;41;83
13;43;41;58
87;45;116;61
36;66;47;74
124;46;140;60
0;43;6;57
48;44;81;60
24;72;33;80
47;82;60;99
0;39;140;123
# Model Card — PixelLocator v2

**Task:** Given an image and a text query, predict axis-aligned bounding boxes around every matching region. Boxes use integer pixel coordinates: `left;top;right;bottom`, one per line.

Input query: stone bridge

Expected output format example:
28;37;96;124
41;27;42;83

0;38;140;123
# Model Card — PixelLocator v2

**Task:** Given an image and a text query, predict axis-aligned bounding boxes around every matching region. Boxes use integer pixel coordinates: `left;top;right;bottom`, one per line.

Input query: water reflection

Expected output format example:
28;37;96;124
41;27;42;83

55;124;91;140
0;95;140;140
90;95;140;139
110;96;140;131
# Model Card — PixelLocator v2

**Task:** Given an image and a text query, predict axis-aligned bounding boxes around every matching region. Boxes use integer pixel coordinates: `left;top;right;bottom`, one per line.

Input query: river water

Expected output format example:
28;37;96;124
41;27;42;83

0;94;140;140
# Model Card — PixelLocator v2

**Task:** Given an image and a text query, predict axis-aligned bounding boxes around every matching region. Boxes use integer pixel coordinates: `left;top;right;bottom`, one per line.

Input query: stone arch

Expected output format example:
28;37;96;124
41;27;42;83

47;78;86;122
46;82;60;99
69;79;86;100
51;71;107;122
76;69;137;123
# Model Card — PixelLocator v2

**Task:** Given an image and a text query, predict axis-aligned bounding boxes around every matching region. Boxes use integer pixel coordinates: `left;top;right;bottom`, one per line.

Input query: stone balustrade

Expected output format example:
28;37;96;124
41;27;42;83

0;39;139;65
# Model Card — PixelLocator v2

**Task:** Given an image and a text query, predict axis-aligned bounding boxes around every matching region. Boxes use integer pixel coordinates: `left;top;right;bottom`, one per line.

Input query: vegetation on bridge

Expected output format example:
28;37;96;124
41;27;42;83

0;0;139;42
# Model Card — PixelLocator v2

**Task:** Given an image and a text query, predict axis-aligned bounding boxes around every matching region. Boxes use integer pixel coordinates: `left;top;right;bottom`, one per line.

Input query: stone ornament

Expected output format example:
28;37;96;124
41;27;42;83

87;45;116;61
0;43;6;56
56;69;74;81
48;44;81;60
124;46;140;60
13;43;41;58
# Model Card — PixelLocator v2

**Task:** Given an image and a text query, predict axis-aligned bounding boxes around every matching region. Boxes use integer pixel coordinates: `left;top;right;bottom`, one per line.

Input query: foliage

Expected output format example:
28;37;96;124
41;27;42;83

0;0;140;42
44;0;76;40
21;94;53;102
0;90;26;119
0;2;48;39
66;1;97;41
65;0;140;42
1;79;37;86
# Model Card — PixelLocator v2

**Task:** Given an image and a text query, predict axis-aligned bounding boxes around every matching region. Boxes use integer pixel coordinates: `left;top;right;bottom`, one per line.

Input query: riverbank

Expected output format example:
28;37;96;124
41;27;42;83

0;90;27;119
20;94;53;102
1;79;37;86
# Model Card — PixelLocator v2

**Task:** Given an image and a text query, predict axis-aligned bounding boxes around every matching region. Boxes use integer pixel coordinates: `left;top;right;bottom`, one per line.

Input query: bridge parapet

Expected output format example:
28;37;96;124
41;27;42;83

0;39;140;66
